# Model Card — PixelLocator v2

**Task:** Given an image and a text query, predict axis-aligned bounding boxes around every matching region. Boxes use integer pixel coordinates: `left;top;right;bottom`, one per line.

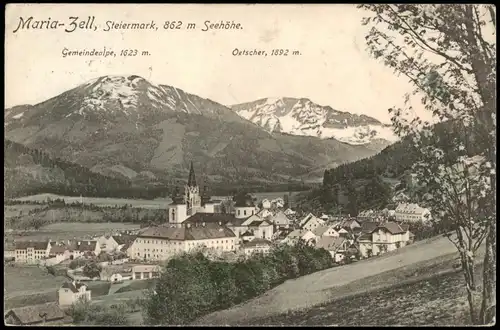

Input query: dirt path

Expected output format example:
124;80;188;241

194;234;460;325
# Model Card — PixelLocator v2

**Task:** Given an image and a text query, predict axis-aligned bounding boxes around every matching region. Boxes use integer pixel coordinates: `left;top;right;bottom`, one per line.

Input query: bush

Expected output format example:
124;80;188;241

143;240;334;325
69;258;88;270
69;300;131;325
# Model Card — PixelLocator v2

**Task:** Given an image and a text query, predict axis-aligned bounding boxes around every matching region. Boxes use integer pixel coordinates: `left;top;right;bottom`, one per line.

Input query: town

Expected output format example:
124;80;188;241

3;162;433;326
4;3;495;327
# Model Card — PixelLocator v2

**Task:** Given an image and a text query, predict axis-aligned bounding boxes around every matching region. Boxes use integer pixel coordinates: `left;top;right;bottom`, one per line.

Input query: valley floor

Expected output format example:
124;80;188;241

193;234;485;326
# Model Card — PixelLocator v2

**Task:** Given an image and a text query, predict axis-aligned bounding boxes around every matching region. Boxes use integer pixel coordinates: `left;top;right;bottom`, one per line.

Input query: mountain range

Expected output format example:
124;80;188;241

4;75;395;195
231;97;398;145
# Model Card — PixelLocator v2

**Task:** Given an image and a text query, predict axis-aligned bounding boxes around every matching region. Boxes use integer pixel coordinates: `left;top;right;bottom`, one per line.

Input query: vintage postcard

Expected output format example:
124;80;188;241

4;3;496;326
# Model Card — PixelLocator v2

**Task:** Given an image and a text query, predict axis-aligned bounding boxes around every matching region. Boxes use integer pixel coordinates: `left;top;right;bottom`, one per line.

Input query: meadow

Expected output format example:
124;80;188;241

14;193;173;209
4;264;68;299
253;266;481;326
4;263;153;314
11;222;141;242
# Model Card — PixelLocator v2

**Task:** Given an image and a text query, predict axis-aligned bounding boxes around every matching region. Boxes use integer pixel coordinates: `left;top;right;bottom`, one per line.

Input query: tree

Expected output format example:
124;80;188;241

345;180;359;217
359;4;496;324
82;262;102;279
283;194;290;209
69;300;130;325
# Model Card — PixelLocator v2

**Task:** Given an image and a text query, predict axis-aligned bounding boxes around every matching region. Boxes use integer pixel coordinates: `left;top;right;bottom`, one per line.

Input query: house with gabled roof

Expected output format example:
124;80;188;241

312;225;340;242
357;222;411;258
270;211;292;229
58;281;91;307
282;229;316;246
299;213;326;232
316;236;349;263
4;302;72;325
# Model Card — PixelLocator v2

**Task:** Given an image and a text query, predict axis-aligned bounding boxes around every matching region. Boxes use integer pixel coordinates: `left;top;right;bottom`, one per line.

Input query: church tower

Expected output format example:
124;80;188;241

184;161;201;215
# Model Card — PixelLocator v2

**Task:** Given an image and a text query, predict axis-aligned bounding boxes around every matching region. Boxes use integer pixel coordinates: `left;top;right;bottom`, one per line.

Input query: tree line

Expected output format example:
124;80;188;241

142;240;334;325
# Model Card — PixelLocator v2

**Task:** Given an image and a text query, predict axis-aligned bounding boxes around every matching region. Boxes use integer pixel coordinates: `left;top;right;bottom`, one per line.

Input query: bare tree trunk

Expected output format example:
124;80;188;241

460;250;478;324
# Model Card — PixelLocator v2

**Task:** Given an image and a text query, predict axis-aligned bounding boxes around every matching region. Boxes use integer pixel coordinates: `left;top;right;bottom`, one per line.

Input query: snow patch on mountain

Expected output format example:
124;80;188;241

231;97;399;146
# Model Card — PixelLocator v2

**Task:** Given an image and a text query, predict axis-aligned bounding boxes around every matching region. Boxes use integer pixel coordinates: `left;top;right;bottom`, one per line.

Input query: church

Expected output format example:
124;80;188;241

167;161;260;225
129;161;276;261
167;161;220;224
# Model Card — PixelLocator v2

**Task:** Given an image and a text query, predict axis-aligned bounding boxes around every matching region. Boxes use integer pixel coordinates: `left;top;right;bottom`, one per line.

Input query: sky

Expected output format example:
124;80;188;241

5;3;427;124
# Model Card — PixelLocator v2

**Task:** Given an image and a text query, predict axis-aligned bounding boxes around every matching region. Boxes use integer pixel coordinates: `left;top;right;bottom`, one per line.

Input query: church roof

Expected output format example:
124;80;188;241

187;161;197;187
138;225;236;240
183;213;245;226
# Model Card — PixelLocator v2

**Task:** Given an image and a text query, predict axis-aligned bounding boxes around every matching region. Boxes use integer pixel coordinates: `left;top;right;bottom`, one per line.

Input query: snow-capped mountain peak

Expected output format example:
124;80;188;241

4;75;245;128
231;97;399;145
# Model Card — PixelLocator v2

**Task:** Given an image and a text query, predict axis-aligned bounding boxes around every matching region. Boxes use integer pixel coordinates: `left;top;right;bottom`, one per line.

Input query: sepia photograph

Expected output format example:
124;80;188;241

4;3;496;326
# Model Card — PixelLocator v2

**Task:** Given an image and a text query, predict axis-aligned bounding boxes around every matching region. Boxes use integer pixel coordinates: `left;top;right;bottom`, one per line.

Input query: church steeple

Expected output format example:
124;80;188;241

187;161;197;187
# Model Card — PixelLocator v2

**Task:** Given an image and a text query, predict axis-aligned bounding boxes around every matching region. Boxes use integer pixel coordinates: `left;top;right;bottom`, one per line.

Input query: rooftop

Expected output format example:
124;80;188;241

243;238;272;248
61;281;87;293
316;236;346;252
138;225;236;241
14;240;49;250
112;235;136;245
378;222;407;235
184;213;245;226
5;302;70;325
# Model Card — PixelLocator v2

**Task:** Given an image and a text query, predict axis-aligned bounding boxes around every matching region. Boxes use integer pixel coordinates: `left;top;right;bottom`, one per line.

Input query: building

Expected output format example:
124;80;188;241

4;241;15;261
58;281;92;307
241;230;255;242
395;203;432;223
131;265;161;280
97;235;120;253
339;218;361;231
299;213;326;232
183;212;274;241
234;195;257;219
100;265;133;282
111;235;136;253
358;222;411;258
270;211;292;229
167;162;218;224
14;240;51;264
4;302;73;325
316;236;349;263
49;242;71;263
312;225;340;241
130;223;238;261
76;240;101;257
282;229;316;246
242;238;273;256
272;197;285;208
247;219;274;240
256;208;273;219
261;199;272;209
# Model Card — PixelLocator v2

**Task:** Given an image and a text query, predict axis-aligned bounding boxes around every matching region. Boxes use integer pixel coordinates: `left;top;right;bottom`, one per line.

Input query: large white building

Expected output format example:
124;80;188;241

395;203;432;223
131;223;238;261
133;162;278;261
14;241;51;264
